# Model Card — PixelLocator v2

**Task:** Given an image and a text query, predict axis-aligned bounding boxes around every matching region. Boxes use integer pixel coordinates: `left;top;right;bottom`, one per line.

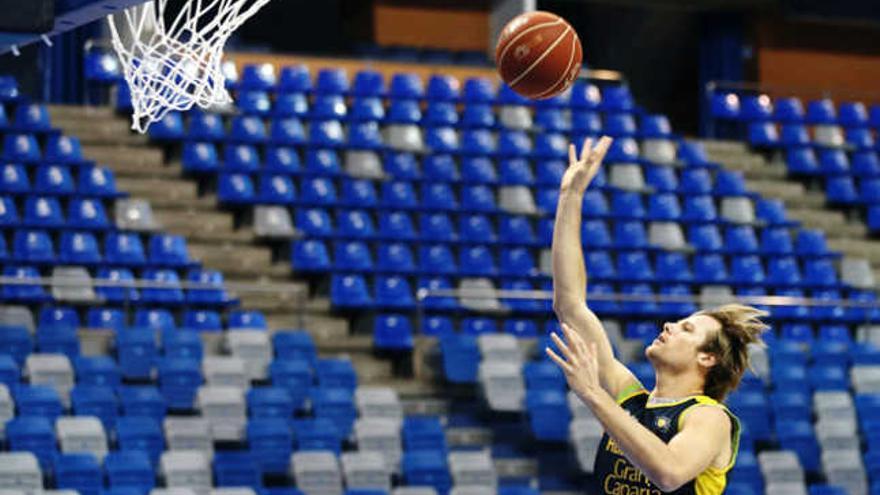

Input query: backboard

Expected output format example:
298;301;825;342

0;0;149;55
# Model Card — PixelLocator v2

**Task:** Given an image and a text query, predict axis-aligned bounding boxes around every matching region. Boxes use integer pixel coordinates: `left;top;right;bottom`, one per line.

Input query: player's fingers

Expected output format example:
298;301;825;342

591;136;613;162
546;347;574;374
560;322;586;355
568;143;577;165
580;137;593;163
550;332;575;362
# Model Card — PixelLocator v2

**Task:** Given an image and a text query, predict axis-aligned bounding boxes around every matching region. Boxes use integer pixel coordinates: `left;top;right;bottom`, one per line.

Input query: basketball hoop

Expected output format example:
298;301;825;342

108;0;273;133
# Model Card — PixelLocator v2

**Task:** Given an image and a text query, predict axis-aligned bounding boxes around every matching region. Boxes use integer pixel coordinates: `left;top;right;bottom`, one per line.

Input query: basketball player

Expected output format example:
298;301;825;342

547;136;768;494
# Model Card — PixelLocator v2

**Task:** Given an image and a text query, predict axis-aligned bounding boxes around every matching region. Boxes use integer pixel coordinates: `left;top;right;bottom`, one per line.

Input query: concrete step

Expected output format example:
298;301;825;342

828;238;880;264
786;208;868;238
81;145;164;169
53;119;147;145
48;104;116;121
188;241;273;267
116;177;200;202
267;313;350;339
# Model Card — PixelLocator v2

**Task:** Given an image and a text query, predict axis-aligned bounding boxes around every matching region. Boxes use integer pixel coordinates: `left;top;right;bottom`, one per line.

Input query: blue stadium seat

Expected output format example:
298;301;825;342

315;68;349;95
95;267;138;303
86;307;128;331
422;182;457;210
725;226;759;254
258;173;296;205
422;154;458;182
460;129;497;155
311;95;347;120
3;133;41;162
23;196;64;228
265;146;302;174
311;386;356;437
710;92;740;120
296;208;333;237
378;211;416;240
13;229;54;263
292;240;331;272
427;75;460;101
611;191;645;219
228;309;267;331
387;99;422;124
600;85;635;112
13;385;63;422
461;156;497;184
463;77;494;103
224;144;262;172
859;178;880;203
140;268;185;304
182;142;219;173
248;418;293;474
681;195;718;222
616;251;653;281
0;195;18;226
419;245;457;275
270;118;306;146
613;220;648;248
570;81;602;109
645;166;678;192
459;214;495;243
581;219;613;248
115;416;164;463
331;274;373;308
498;158;533;185
498;131;533;157
75;165;118;198
278;64;311;93
375;275;415;309
218;173;256;205
585;251;615;281
68;198;109;230
655;252;692;282
214;451;262;488
766;257;801;287
1;265;48;302
292;417;342;453
731;255;765;284
740;94;773;121
659;284;697;315
693;254;728;283
500;247;536;276
149;111;185;141
534;108;569;132
54;453;102;495
0;354;18;387
161;328;203;361
424;102;458;127
182;309;223;332
374;313;413;350
810;363;848;390
756;198;798;226
348;121;384;149
238;91;272;116
780;124;810;146
461;104;496;129
419;277;458;309
149;234;190;267
774;97;805;123
116;328;158;380
59;231;101;264
104;451;154;492
268;359;311;411
377;242;416;273
526;388;571;441
795;229;835;257
760;227;793;255
105;232;146;266
847;128;875;149
403;416;447;452
158;357;201;409
839;101;868;127
679;168;713;194
14;104;51;132
605;137;640;163
34;164;75;195
350;97;385;122
775;419;820;471
605;113;637;137
459;246;496;276
0;162;29;193
803;259;839;287
300;177;337;206
186;268;229;305
499;215;537;245
748;122;780;147
240;63;277;91
619;284;659;316
338;210;376;238
307;148;343;175
71;384;117;427
806;98;838;124
0;324;31;364
819;149;850;176
389;72;423;99
187;112;225;141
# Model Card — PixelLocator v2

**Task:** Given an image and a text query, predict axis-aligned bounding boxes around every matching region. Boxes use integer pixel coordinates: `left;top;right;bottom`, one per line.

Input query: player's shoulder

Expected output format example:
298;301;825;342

680;401;732;432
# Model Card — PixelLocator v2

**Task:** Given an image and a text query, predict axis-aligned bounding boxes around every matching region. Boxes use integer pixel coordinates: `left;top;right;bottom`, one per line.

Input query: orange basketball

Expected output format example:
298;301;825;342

495;11;583;100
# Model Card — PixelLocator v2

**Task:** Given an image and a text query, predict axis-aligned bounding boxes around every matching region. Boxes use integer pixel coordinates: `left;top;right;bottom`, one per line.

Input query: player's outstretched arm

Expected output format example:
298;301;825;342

551;136;640;399
547;323;731;492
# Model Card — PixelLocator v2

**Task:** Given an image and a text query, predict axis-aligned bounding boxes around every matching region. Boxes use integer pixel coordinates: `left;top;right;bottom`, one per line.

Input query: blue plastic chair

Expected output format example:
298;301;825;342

419;245;457;275
13;229;54;263
104;450;154;492
187;112;225;141
315;68;349;95
0;163;29;193
499;215;536;245
655;252;692;282
269;117;306;146
426;75;460;101
13;386;63;422
59;231;101;264
616;251;653;281
693;254;728;283
68;198;109;230
461;104;495;129
277;64;311;93
247;418;293;474
148;234;190;267
806;98;837;124
459;245;496;276
311;94;347;120
182;142;219;173
613;220;648;248
224;144;262;172
23;196;64;228
115;415;164;463
79;165;120;198
71;384;118;428
85;307;125;331
375;275;415;309
710;92;740;120
331;274;373;308
389;72;423;99
378;211;416;240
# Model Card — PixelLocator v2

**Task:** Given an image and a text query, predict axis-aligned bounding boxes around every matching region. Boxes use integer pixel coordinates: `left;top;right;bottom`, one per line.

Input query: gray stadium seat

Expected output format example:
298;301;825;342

291;450;343;495
720;197;756;224
822;449;867;495
226;331;271;381
385;125;425;153
448;450;497;488
851;365;880;393
354;417;402;472
758;450;804;484
458;278;503;312
202;356;248;389
211;489;257;495
392;488;438;495
765;482;808;495
115;198;159;231
160;450;212;494
55;416;108;461
51;266;98;303
649;222;688;251
609;164;648;191
815;417;859;451
477;334;521;363
196;385;246;442
498;186;537;215
345;151;385;179
478;361;525;412
0;305;35;334
0;452;42;494
570;417;604;473
699;286;736;309
0;385;12;438
253;205;297;239
813;125;845;148
498;106;533;130
857;325;880;348
25;354;74;406
163;417;212;452
642;139;677;165
841;258;875;289
341;451;391;492
354;386;403;422
450;487;495;495
813;391;856;422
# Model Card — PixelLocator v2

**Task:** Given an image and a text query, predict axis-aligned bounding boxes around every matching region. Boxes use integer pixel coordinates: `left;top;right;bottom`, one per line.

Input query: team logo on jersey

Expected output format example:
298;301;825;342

655;416;671;432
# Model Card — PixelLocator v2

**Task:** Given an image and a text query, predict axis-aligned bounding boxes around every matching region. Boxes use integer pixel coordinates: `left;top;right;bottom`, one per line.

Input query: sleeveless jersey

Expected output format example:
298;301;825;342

592;388;741;495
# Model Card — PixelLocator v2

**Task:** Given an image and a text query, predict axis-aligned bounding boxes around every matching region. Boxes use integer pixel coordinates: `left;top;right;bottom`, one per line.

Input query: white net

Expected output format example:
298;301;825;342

108;0;272;133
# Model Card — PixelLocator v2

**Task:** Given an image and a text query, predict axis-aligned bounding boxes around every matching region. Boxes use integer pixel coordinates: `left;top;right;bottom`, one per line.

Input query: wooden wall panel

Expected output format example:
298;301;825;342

758;48;880;103
373;0;490;51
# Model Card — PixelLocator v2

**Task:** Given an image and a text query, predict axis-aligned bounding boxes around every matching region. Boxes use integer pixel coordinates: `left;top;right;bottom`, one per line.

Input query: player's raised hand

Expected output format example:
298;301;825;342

546;322;604;405
559;135;613;194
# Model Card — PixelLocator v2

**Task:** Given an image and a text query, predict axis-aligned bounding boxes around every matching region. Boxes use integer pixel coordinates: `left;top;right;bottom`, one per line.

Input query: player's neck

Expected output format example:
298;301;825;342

652;370;705;400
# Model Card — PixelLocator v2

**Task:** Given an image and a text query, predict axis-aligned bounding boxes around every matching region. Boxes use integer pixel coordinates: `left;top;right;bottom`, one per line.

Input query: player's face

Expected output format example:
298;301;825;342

645;314;722;370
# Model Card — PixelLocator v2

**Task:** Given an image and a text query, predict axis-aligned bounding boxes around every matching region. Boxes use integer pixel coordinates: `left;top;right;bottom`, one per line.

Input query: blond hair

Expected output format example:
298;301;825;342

697;304;769;401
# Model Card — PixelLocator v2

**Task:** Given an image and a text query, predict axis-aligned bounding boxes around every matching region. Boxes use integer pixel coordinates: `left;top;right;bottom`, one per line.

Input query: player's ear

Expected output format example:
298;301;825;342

696;351;717;369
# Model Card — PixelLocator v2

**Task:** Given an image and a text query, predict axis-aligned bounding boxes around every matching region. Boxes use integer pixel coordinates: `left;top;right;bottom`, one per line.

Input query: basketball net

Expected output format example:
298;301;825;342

108;0;273;133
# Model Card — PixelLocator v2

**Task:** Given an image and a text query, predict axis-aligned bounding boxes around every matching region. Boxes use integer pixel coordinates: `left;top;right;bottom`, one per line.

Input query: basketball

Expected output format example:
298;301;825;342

495;11;583;100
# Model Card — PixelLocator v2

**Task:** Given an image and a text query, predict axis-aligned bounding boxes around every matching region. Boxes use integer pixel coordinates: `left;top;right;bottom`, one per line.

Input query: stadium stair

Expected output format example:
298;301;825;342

700;139;880;281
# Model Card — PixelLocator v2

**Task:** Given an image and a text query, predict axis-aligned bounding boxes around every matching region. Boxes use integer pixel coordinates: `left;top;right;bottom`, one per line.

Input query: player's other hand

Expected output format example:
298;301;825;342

559;135;613;195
